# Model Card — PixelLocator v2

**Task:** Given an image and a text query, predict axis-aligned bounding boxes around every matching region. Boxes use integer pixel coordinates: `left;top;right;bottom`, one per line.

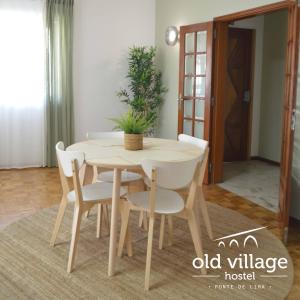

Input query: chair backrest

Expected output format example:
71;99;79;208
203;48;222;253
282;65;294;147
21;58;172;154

178;134;208;151
141;157;200;190
177;134;210;211
141;157;201;215
56;142;85;205
86;131;124;140
178;134;209;186
56;142;85;178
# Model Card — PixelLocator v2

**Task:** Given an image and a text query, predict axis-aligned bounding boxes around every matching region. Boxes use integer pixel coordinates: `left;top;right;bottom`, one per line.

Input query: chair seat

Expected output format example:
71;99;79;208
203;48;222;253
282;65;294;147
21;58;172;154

98;170;142;183
127;188;184;214
67;182;127;202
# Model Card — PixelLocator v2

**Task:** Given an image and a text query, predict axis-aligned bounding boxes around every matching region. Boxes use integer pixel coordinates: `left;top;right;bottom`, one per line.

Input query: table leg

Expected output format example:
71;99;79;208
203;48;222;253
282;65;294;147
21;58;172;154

108;168;121;276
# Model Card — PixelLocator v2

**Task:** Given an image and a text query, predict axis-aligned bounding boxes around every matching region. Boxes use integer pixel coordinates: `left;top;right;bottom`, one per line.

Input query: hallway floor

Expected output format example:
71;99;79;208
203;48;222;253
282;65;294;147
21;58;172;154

218;160;280;212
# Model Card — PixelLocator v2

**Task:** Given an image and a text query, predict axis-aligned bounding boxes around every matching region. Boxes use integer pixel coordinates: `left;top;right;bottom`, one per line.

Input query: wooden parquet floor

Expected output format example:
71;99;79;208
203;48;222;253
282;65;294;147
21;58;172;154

0;167;299;299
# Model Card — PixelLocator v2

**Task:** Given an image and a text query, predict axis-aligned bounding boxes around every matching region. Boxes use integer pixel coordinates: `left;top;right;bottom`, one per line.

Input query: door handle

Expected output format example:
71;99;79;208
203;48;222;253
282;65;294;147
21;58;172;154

178;96;183;109
243;90;250;103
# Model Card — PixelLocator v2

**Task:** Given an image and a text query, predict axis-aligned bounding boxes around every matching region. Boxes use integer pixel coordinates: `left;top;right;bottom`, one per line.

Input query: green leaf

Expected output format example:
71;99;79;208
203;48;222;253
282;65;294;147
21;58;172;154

116;46;168;133
109;109;153;134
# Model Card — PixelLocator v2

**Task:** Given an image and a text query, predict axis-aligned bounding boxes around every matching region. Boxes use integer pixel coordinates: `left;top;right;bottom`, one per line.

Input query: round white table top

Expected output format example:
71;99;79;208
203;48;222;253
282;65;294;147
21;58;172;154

67;137;203;169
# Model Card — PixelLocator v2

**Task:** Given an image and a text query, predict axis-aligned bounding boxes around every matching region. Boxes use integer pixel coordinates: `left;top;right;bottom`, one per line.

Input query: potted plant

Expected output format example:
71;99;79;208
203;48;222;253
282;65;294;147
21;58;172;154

110;110;152;150
117;46;167;135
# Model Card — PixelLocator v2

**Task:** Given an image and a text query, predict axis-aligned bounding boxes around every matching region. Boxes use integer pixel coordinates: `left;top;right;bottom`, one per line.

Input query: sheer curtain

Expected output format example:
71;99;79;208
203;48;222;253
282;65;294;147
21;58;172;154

0;0;46;168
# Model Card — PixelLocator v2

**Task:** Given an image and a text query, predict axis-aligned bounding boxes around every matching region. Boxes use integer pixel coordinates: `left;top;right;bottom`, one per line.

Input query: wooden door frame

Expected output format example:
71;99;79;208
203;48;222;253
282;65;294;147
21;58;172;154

210;0;298;238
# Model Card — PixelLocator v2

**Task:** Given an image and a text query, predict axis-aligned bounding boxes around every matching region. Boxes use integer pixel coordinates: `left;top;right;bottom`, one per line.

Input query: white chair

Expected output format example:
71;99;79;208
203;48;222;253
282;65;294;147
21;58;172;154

118;156;207;290
178;133;209;150
50;142;127;273
86;131;147;232
147;134;212;249
177;134;212;240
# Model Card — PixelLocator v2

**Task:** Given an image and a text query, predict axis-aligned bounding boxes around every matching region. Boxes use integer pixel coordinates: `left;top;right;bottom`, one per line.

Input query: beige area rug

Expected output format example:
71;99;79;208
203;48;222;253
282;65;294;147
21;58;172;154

0;203;293;300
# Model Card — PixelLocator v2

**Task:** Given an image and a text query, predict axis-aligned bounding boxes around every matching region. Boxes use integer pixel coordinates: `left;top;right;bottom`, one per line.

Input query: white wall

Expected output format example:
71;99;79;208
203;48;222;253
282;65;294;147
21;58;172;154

232;12;287;162
73;0;155;141
155;0;279;140
232;16;264;157
259;10;287;163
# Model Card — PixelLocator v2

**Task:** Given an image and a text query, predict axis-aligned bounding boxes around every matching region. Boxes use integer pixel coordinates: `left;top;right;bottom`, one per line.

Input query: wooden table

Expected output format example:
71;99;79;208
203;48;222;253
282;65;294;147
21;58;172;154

67;137;202;276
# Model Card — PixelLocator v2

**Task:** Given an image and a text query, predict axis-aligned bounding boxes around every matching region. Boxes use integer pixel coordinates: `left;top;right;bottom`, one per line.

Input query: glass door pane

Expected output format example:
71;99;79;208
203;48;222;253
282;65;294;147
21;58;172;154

195;77;205;98
185;54;194;75
195;100;205;119
185;33;194;53
197;31;207;52
184;77;194;97
195;121;204;139
184;100;193;118
196;54;206;75
183;119;193;135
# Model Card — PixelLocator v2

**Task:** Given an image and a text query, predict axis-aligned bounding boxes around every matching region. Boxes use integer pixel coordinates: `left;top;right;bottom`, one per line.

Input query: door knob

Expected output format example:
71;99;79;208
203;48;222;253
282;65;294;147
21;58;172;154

178;95;183;109
243;90;250;103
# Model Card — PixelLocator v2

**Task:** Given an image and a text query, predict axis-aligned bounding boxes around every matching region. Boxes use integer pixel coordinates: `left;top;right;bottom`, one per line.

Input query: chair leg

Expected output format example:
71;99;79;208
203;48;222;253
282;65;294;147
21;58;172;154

118;202;131;257
142;212;148;230
139;211;148;230
50;197;67;247
159;215;165;250
125;225;133;257
138;211;144;228
145;215;155;291
139;181;148;230
143;182;148;191
167;215;173;246
198;188;213;240
187;211;206;275
96;204;102;239
85;210;90;218
103;204;110;235
67;206;82;273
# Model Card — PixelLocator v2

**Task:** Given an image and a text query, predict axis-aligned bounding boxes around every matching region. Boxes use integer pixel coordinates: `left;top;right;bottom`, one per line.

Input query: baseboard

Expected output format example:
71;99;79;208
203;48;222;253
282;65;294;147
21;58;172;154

250;156;280;166
289;216;300;226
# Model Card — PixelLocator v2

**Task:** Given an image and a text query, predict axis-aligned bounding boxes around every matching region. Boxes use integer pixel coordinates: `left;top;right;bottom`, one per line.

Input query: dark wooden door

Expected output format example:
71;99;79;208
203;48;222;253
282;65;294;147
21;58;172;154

178;22;213;142
223;28;253;162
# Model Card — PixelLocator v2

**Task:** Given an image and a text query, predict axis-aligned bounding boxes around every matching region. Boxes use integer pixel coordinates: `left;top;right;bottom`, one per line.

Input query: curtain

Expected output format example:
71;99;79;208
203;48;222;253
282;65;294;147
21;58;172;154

0;0;46;168
45;0;74;166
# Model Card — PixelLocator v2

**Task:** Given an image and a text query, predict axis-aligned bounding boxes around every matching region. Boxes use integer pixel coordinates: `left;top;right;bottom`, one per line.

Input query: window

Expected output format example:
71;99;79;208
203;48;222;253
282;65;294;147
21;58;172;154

0;0;45;168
